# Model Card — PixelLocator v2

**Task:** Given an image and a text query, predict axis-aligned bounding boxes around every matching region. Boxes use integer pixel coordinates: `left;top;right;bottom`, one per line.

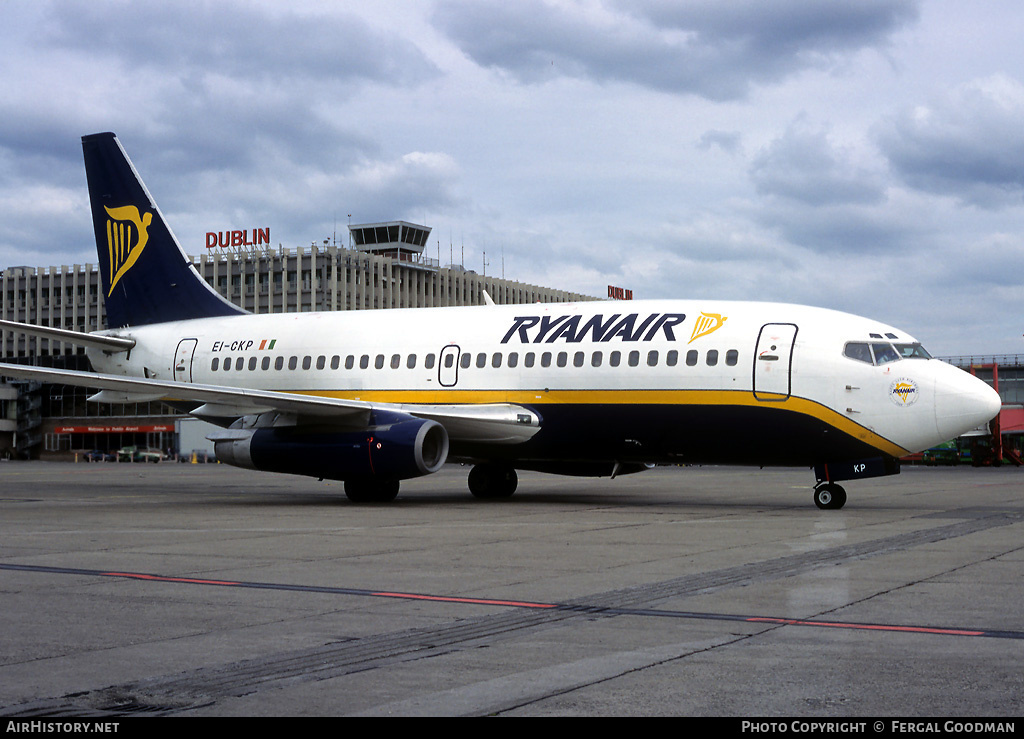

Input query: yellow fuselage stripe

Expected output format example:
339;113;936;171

286;387;909;458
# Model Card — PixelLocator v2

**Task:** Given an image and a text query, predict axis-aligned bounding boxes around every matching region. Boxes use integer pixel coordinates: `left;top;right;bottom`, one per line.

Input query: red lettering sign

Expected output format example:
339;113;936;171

205;228;271;249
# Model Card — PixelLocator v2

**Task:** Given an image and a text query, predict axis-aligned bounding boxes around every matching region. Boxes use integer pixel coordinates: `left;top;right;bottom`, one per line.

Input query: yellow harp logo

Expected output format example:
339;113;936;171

689;312;727;343
104;205;153;296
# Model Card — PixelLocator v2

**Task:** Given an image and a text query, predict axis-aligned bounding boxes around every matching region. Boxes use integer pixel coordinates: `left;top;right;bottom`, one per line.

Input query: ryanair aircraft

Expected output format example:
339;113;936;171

0;133;1002;508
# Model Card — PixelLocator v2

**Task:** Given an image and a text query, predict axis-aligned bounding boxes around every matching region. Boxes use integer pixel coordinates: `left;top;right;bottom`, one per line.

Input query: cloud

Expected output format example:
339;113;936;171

0;183;90;267
433;0;918;99
45;0;437;88
0;1;454;264
876;75;1024;208
697;130;743;154
751;120;886;206
163;148;463;255
746;119;909;254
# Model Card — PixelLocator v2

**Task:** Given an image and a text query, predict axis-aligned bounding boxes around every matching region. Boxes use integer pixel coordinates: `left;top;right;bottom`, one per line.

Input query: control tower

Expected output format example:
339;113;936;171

348;221;435;269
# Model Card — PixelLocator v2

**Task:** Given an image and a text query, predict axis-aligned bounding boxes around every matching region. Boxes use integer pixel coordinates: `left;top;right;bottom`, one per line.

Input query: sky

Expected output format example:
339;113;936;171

2;0;1024;356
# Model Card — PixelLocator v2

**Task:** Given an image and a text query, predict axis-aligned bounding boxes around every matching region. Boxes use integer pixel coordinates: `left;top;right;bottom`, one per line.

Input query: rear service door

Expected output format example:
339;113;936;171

753;324;797;400
173;338;199;383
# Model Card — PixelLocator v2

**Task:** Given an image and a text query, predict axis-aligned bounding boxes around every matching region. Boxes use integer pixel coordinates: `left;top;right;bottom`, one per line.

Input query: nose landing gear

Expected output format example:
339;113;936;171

813;482;847;510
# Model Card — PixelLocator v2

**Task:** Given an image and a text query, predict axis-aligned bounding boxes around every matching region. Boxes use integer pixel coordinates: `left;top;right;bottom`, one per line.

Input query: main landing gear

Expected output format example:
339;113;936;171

813;482;847;510
468;464;518;499
344;478;400;503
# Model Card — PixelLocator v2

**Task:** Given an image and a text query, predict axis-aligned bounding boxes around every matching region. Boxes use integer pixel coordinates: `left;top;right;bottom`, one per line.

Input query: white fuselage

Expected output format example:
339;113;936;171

88;299;1000;466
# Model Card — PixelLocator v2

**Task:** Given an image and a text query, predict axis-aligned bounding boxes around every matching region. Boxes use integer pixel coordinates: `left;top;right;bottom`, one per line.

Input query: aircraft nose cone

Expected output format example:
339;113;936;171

933;365;1002;441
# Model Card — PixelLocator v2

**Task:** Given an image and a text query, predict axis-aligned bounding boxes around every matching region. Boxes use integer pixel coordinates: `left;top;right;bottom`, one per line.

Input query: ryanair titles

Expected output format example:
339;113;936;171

501;313;686;344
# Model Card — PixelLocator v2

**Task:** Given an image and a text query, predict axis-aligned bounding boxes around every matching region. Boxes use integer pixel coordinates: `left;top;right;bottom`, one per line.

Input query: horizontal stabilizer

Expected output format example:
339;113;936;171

0;319;135;353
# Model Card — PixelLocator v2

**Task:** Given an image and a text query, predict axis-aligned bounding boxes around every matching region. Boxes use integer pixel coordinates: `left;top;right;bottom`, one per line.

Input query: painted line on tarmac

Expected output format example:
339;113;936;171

3;561;1019;640
0;562;556;609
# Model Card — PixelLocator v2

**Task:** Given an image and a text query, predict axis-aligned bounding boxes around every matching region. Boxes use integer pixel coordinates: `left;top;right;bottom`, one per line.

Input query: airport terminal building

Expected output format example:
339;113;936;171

0;221;595;459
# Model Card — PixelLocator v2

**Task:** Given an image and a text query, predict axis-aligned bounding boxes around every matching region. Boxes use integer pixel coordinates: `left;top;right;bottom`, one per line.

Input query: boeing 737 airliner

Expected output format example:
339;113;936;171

0;133;1002;508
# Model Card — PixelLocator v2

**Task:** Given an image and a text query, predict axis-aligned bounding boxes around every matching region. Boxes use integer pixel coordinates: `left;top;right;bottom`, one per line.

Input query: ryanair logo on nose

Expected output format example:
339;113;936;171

889;378;919;406
689;312;727;343
104;205;153;296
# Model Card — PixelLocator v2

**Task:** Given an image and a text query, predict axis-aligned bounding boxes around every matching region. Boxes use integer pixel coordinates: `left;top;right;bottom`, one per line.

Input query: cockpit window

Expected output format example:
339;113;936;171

871;343;901;365
894;343;931;359
844;342;873;364
845;341;929;366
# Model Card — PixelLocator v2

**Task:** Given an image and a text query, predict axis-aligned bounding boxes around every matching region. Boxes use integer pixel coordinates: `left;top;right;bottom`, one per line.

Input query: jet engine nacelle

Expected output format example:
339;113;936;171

214;414;449;482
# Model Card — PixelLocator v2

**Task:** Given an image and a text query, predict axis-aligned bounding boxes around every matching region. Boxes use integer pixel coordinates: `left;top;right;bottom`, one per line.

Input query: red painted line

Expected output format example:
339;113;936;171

373;591;558;609
104;572;242;586
747;617;984;637
13;565;996;637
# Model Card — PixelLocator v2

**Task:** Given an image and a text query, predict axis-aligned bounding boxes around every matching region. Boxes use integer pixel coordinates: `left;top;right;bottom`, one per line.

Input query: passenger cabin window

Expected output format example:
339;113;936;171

686;350;698;366
706;350;718;367
725;349;738;366
211;358;219;371
262;356;271;370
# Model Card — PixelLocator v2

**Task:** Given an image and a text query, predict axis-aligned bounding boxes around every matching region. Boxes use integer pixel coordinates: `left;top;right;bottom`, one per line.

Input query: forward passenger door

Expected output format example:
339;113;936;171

438;344;460;387
753;324;797;400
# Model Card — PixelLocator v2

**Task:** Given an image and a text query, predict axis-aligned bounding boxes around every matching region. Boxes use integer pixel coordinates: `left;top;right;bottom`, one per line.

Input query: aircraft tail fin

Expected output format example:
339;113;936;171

82;132;246;328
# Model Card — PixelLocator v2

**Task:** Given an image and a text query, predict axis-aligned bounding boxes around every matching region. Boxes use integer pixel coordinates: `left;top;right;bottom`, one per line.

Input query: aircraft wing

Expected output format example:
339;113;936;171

0;362;540;443
0;361;371;419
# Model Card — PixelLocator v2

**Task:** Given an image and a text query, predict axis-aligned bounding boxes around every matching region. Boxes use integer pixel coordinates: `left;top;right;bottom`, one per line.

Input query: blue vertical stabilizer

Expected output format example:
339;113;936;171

82;132;246;328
